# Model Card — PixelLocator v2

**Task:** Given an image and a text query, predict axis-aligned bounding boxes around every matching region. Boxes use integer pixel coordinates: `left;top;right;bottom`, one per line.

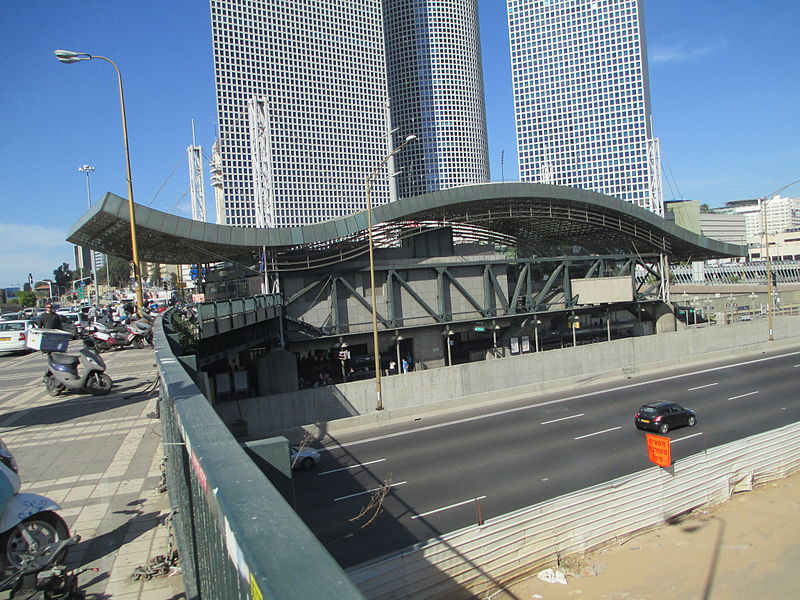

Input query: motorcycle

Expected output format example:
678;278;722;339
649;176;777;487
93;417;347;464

127;316;154;348
43;337;112;397
0;440;71;581
86;321;139;352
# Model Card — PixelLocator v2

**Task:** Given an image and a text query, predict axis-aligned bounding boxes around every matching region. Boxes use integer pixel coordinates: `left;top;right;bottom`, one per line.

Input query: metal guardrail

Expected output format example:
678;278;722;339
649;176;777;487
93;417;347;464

196;294;283;339
154;308;366;599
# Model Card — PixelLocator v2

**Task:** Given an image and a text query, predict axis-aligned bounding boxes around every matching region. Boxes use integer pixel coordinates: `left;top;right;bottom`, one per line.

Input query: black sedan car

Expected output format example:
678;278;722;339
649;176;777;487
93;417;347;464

635;401;697;434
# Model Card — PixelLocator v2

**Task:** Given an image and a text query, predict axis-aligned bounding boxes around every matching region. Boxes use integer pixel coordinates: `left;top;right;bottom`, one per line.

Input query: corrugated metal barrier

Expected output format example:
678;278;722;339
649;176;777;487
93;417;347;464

348;423;800;599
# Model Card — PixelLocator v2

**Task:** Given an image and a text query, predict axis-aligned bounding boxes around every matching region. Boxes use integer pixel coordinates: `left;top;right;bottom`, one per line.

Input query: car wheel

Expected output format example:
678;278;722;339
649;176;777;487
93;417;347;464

688;416;696;427
658;423;669;434
300;457;314;470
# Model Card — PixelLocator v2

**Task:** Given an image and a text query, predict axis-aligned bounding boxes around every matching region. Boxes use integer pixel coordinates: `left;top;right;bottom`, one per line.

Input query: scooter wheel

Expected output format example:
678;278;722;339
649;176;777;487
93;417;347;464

133;337;144;350
0;511;70;573
45;375;63;397
95;341;108;353
87;372;113;396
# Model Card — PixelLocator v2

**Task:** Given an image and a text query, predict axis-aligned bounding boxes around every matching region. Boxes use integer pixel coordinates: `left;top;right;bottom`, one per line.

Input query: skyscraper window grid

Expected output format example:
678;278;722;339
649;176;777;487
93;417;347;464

508;0;663;216
210;0;391;227
383;0;490;198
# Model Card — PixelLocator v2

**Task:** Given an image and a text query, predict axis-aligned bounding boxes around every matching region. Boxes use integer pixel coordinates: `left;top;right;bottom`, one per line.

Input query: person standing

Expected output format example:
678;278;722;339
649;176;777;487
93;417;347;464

401;357;409;374
37;304;62;330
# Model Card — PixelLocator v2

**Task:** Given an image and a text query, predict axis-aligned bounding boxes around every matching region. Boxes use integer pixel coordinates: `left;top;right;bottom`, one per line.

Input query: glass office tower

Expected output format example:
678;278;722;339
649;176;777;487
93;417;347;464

210;0;490;227
508;0;663;215
383;0;490;199
210;0;389;227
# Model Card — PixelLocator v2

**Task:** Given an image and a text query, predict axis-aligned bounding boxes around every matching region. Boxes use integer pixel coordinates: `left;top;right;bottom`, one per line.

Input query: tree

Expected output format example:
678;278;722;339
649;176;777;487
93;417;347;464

12;290;38;308
699;203;711;213
107;256;132;289
53;262;72;296
148;263;162;287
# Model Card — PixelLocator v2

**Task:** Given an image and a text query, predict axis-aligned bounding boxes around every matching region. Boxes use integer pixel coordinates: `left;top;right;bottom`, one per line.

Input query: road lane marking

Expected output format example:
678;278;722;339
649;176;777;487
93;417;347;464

541;414;584;425
319;458;386;476
334;481;407;502
574;427;621;440
728;391;759;400
672;432;704;443
327;350;800;451
688;383;718;391
411;496;487;519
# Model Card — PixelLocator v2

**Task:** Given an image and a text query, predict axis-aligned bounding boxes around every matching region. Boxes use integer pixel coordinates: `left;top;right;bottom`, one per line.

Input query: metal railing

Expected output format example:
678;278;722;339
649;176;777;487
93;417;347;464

155;308;365;599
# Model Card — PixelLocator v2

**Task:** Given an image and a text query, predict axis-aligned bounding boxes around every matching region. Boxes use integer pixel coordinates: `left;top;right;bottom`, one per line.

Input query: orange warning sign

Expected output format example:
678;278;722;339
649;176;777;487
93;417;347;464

645;433;672;467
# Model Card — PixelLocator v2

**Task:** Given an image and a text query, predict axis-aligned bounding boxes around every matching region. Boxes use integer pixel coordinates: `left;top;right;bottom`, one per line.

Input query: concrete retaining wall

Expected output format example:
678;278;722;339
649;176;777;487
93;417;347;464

215;316;800;440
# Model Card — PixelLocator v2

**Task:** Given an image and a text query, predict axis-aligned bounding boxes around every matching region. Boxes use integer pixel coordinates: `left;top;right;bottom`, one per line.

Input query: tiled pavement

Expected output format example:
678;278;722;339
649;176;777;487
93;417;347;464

0;344;184;599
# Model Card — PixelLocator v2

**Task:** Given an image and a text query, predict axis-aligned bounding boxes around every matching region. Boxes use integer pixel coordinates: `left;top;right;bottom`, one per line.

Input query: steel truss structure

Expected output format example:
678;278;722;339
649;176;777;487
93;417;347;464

281;253;665;339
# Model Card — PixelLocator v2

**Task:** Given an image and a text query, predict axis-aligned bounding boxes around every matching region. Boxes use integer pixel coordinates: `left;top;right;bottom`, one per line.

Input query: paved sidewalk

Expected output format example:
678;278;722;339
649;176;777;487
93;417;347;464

0;345;184;599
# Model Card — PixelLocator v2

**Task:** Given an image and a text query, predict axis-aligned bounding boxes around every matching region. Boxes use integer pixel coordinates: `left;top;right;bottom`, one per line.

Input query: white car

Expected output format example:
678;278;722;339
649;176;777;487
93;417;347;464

0;320;36;354
290;446;320;470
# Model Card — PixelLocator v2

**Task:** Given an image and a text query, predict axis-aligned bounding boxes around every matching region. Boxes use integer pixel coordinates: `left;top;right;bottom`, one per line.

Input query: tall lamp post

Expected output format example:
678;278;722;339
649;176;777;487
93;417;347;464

366;134;416;411
760;180;800;341
78;165;99;304
55;50;144;316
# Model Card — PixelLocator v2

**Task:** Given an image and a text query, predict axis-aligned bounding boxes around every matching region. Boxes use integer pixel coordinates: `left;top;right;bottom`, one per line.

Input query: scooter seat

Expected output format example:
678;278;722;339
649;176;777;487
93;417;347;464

51;352;79;366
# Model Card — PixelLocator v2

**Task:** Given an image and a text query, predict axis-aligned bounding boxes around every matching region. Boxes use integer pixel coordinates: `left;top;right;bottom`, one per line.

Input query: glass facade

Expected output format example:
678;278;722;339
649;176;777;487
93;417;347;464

210;0;389;227
508;0;662;215
210;0;489;228
383;0;490;198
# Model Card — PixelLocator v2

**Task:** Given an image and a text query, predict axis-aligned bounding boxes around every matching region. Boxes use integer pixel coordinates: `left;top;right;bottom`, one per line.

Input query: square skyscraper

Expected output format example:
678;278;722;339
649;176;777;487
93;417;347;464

508;0;662;215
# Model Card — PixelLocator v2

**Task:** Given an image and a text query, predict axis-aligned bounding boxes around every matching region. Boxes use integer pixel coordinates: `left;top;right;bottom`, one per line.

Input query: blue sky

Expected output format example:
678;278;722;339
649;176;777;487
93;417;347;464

1;0;798;289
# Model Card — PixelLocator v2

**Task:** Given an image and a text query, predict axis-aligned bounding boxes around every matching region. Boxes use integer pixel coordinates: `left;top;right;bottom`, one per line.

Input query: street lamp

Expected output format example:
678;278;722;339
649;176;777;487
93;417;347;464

366;134;417;410
533;317;542;352
392;331;403;374
55;50;144;316
443;327;454;366
758;180;800;340
78;165;99;305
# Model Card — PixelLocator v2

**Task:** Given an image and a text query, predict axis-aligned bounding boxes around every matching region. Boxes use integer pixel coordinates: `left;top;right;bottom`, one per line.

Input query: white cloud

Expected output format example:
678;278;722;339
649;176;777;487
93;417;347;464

649;40;726;64
0;224;75;289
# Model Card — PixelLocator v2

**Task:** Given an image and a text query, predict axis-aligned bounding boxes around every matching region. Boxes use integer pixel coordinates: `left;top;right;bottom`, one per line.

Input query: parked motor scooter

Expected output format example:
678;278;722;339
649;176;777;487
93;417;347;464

42;337;112;396
127;316;154;348
86;321;137;353
0;440;71;579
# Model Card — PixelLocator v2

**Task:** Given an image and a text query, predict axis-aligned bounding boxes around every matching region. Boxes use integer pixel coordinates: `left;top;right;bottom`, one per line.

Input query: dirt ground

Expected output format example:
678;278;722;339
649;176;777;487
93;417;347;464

497;469;800;600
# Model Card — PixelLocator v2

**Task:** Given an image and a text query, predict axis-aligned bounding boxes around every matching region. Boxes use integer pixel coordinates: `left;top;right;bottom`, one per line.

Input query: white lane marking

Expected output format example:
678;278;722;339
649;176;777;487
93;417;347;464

334;481;407;502
728;391;759;400
541;413;584;425
411;496;487;519
574;426;621;440
672;432;704;444
318;458;386;476
326;350;800;451
794;365;800;368
687;383;719;391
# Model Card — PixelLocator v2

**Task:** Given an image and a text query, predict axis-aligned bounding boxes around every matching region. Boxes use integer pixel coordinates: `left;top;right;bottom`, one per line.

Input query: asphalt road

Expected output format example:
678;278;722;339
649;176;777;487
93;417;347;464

291;345;800;568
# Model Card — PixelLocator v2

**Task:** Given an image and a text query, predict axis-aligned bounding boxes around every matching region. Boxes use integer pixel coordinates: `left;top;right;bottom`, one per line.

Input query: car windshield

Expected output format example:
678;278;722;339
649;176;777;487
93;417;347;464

0;322;25;331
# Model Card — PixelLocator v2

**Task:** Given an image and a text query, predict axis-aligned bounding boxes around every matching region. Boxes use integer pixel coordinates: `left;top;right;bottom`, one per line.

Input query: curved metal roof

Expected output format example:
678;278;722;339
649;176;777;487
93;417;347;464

67;182;746;268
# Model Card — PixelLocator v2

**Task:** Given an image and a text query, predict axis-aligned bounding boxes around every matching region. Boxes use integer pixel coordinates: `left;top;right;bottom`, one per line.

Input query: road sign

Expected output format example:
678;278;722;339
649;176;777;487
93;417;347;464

645;433;672;467
474;326;485;332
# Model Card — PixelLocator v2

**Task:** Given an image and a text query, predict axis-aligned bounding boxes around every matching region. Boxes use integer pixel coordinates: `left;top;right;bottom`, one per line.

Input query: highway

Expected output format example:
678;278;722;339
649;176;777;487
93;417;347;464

291;346;800;568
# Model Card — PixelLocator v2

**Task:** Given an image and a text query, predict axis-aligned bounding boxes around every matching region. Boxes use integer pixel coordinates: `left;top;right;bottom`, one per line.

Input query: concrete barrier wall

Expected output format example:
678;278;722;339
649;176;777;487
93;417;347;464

347;422;800;599
215;316;800;440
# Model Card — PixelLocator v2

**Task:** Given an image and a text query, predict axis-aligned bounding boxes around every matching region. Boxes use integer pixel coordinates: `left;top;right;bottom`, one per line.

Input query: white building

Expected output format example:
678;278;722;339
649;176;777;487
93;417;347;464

209;0;489;228
508;0;663;215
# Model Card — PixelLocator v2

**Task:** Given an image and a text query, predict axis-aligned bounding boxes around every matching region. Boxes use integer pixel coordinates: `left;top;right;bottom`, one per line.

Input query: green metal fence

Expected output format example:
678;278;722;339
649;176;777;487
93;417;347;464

155;308;365;599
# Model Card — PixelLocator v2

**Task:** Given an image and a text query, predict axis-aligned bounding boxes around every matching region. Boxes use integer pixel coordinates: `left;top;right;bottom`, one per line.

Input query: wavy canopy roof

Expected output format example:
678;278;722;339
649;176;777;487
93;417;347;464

67;182;746;269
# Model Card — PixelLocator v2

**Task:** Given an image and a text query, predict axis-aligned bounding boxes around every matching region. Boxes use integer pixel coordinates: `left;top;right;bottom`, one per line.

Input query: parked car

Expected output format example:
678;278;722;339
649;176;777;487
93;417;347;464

290;446;320;470
0;320;36;354
0;312;27;322
635;401;697;434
